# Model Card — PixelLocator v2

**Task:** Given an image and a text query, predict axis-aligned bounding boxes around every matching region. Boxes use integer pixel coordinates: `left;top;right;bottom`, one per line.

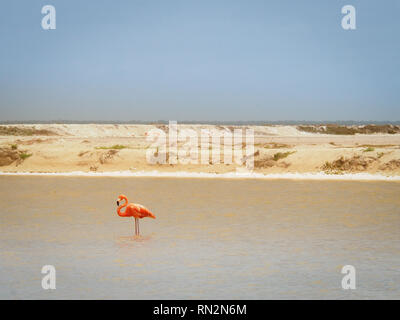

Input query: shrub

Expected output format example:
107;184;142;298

273;151;295;161
96;144;127;150
19;153;32;160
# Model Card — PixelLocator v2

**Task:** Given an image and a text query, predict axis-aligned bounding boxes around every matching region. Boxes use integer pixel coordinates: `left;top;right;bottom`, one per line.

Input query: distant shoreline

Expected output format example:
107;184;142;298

1;120;400;125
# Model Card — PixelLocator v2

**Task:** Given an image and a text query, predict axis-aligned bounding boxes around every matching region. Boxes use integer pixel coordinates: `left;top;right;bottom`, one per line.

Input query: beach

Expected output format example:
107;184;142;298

1;176;399;299
1;124;400;177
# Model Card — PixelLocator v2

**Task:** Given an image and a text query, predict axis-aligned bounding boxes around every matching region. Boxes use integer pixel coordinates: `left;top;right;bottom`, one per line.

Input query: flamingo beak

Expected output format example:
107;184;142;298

116;200;120;206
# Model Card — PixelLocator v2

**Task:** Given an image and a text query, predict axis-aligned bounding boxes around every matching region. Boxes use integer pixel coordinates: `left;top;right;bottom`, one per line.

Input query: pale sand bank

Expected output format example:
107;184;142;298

1;124;400;178
1;170;400;181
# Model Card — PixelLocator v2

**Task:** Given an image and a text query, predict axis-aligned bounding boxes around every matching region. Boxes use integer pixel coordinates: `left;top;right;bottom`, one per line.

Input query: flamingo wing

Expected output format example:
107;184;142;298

133;203;156;219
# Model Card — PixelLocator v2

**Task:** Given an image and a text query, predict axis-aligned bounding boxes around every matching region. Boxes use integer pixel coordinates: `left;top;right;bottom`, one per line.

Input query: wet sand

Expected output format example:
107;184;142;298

0;176;399;299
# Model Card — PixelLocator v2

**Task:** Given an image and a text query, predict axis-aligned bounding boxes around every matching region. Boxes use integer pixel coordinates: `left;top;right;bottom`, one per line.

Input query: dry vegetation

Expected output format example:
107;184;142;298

95;144;127;150
99;149;119;164
321;155;375;173
0;146;32;166
155;124;168;132
256;142;291;149
359;144;398;148
78;151;90;157
254;150;295;168
273;151;295;161
298;124;400;135
14;138;54;145
76;149;121;165
379;159;400;171
0;126;57;136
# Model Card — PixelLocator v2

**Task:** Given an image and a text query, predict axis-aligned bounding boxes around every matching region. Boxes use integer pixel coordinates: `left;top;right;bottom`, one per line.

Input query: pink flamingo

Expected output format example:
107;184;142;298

116;194;156;236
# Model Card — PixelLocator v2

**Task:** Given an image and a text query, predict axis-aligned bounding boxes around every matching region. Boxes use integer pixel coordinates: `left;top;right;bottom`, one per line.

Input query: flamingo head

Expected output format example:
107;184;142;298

116;194;127;206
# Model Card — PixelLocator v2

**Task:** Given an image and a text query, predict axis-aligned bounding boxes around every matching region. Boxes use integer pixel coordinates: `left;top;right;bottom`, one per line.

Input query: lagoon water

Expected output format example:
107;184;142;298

0;176;399;299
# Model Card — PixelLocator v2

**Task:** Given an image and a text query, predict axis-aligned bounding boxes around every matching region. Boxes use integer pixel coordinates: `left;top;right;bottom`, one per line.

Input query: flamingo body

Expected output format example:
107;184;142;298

122;203;156;219
116;194;155;236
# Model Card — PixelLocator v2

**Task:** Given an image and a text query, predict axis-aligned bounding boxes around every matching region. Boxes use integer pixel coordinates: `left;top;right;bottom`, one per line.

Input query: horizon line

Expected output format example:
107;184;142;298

1;120;400;125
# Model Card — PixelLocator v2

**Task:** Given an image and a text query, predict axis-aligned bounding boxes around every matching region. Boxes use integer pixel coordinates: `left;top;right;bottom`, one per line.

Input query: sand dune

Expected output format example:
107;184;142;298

1;124;400;176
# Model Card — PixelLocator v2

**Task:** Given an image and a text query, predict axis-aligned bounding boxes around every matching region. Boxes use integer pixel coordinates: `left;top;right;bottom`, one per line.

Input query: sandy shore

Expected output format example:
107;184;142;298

1;124;400;177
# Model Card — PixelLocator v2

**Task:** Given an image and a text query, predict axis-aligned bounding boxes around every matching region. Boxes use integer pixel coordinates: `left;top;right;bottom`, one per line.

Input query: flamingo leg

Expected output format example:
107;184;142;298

134;217;137;236
137;219;140;236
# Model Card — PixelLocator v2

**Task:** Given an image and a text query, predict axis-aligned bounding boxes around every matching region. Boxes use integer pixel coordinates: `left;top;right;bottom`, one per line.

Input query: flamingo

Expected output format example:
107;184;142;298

116;194;156;236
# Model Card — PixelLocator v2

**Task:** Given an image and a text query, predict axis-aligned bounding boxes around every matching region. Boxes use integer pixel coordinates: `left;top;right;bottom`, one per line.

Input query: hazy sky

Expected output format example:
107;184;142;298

0;0;399;121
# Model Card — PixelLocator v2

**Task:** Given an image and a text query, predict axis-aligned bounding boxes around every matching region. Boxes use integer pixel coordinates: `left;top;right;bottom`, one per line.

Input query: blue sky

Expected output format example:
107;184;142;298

0;0;399;121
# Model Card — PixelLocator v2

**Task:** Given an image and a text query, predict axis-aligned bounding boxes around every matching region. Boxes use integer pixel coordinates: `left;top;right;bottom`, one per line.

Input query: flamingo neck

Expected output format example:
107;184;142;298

117;197;128;217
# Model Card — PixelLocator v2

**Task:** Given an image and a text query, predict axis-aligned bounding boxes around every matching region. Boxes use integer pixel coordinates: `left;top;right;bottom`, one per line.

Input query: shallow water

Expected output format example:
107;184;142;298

0;176;399;299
